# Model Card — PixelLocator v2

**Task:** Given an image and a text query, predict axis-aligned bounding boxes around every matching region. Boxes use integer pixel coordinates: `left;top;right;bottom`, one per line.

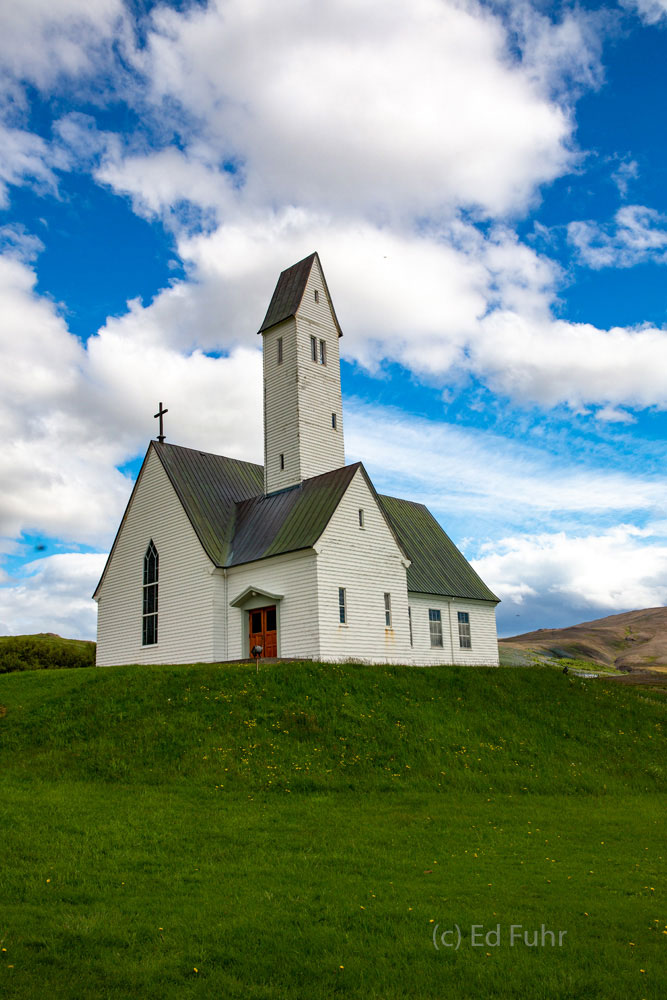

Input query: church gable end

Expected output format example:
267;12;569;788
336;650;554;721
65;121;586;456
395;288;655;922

95;446;218;666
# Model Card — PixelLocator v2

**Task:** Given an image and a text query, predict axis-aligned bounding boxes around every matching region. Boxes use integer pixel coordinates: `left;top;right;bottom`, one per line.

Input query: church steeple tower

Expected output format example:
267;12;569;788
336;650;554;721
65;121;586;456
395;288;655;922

258;253;345;494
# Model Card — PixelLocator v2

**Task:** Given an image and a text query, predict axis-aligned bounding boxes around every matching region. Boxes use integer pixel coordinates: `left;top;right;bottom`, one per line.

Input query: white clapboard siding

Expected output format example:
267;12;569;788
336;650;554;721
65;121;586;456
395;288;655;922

262;257;345;494
225;550;319;660
294;256;345;481
407;594;499;666
315;468;414;664
263;318;302;494
95;449;217;666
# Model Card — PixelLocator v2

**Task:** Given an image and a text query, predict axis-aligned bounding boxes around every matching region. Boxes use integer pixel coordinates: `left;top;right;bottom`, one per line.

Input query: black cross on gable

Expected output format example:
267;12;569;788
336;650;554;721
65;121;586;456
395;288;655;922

154;402;168;443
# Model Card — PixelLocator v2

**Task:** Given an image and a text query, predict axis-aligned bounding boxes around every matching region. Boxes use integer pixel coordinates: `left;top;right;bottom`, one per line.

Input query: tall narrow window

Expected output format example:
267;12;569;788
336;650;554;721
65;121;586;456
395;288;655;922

458;611;472;649
319;339;327;365
310;335;317;361
143;540;159;645
429;608;443;648
332;412;337;430
280;453;285;470
384;593;392;628
338;587;347;624
314;289;319;303
408;606;413;646
358;508;364;528
277;336;283;364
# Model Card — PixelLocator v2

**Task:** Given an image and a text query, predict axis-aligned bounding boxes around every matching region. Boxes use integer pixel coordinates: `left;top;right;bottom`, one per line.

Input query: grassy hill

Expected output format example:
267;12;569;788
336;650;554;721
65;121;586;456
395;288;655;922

0;661;664;998
500;605;667;673
0;632;95;673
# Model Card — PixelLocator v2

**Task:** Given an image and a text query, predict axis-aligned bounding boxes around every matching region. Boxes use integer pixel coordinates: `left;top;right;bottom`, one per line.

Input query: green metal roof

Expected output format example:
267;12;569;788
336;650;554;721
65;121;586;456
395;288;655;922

154;442;263;566
379;494;499;603
227;463;359;565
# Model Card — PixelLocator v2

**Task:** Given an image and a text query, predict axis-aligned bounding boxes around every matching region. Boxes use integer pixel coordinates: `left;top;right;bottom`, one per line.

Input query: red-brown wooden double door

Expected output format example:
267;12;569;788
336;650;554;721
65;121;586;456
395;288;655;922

248;605;277;658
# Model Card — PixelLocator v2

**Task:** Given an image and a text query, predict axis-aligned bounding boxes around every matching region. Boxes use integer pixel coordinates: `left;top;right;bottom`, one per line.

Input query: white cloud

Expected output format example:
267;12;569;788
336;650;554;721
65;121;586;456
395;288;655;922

622;0;667;25
0;251;262;548
139;0;577;219
345;402;666;524
595;405;636;424
568;204;667;269
611;158;639;198
0;0;125;94
0;552;106;639
0;125;65;207
474;524;667;634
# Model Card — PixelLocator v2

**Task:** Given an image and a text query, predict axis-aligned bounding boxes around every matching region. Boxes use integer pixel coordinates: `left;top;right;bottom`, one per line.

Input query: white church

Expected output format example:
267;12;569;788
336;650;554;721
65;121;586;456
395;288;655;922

94;253;499;667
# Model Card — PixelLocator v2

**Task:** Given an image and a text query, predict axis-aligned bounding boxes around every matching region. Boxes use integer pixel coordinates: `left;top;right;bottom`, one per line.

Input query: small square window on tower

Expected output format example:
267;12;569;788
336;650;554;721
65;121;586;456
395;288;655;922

280;453;285;470
314;289;319;303
277;336;283;364
319;339;326;365
310;335;317;362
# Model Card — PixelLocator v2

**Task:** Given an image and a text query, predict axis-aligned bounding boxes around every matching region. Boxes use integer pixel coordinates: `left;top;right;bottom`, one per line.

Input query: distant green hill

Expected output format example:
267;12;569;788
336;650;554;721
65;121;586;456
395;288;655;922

0;633;95;674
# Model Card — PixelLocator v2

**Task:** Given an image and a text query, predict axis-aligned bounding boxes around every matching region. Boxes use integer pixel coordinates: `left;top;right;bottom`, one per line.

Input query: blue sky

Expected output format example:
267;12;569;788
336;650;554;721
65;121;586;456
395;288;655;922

3;0;667;640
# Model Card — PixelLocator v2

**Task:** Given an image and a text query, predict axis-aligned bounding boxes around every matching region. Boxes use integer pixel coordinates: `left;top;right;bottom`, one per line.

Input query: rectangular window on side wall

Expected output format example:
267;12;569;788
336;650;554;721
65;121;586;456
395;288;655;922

384;593;392;628
314;289;319;303
310;335;317;362
280;453;285;470
429;608;443;648
338;587;347;624
457;611;472;648
358;508;364;528
331;412;337;430
277;336;283;364
319;339;326;365
408;606;413;646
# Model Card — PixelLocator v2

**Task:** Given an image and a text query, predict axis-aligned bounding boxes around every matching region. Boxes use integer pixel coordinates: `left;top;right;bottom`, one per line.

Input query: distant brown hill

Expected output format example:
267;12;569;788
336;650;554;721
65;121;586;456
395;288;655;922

500;606;667;672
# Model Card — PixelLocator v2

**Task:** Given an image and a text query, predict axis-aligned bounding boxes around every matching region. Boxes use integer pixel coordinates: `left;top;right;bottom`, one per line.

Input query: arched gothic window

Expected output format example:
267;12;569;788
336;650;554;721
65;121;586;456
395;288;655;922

142;540;159;645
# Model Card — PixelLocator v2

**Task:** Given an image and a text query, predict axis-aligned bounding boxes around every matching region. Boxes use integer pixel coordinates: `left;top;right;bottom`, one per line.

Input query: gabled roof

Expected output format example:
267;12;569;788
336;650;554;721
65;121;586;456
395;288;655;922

378;495;499;603
257;251;343;336
228;463;360;565
154;443;263;566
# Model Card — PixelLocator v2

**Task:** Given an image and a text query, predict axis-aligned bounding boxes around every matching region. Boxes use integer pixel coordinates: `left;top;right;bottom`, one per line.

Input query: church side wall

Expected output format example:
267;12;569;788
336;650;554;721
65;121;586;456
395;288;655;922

226;550;319;660
315;469;414;664
407;594;499;666
96;449;217;666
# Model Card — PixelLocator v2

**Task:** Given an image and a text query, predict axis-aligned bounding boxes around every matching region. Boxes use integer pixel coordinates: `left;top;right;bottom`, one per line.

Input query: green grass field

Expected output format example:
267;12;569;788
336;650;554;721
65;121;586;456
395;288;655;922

0;661;664;998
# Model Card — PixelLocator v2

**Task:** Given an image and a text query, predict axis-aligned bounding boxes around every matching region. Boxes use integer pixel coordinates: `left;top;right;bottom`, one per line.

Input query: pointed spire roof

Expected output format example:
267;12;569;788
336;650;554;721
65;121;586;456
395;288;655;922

257;251;343;336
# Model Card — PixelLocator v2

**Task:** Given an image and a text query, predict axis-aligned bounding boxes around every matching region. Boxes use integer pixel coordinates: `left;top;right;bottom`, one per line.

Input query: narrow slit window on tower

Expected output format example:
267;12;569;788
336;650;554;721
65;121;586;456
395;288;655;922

280;453;285;470
277;336;283;364
408;606;413;646
338;587;347;624
314;289;319;303
142;540;159;646
319;339;326;365
310;335;317;362
384;592;392;628
331;412;337;430
358;508;364;528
